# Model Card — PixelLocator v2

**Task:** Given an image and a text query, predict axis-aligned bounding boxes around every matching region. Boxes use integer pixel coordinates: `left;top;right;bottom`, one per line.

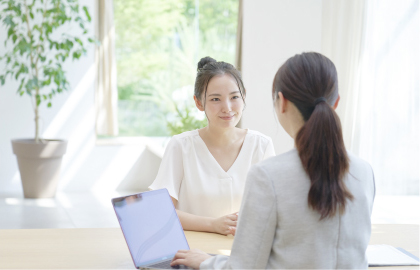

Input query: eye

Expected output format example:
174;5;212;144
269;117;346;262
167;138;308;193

211;98;220;101
232;96;240;100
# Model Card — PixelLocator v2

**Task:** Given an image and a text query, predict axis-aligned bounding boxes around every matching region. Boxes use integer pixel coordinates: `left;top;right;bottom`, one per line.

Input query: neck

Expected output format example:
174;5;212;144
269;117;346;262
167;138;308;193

284;107;305;141
290;120;304;140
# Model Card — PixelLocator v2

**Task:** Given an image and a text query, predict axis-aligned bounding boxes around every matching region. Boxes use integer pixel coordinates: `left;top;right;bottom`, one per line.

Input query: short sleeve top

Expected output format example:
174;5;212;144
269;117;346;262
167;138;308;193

148;129;275;218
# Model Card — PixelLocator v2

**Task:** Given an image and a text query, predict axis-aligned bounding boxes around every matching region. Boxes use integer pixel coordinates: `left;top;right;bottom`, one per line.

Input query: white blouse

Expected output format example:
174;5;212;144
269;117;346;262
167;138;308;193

148;129;275;218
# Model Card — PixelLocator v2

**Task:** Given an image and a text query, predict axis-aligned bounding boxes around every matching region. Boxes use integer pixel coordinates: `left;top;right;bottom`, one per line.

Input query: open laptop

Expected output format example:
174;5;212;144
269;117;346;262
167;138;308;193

111;189;192;269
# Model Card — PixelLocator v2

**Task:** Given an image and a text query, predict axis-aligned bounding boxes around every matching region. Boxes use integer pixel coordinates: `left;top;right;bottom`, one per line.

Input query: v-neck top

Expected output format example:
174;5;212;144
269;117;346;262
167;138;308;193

148;129;275;218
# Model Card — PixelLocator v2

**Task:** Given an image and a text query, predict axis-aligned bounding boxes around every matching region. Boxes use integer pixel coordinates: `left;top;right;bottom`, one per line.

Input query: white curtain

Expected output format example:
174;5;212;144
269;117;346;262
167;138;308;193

95;0;118;136
235;0;243;128
321;0;367;152
235;0;243;72
355;0;419;195
322;0;419;195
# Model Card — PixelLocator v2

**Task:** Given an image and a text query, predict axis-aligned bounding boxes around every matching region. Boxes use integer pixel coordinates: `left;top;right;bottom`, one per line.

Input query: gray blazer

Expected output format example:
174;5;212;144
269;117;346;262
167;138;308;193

200;149;375;269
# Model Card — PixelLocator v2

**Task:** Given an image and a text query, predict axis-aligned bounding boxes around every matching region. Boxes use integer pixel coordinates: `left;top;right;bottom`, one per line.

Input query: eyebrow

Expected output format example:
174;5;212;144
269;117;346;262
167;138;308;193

208;91;240;97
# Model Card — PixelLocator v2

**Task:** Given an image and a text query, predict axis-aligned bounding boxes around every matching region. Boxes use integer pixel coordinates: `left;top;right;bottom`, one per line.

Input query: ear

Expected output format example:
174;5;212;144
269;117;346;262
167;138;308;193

278;92;287;113
333;94;340;110
194;95;204;111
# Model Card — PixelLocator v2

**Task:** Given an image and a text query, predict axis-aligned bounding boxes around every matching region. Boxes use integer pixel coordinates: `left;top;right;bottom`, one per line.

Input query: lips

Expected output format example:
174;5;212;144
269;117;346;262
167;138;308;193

219;115;234;120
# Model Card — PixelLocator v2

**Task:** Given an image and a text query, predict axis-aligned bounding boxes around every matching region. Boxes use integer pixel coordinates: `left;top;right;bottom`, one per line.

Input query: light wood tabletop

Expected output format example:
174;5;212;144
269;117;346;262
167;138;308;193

0;224;418;269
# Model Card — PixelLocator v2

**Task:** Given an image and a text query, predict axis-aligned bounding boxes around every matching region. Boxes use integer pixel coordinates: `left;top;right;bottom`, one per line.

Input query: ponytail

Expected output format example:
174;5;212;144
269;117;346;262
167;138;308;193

273;52;353;219
295;101;352;219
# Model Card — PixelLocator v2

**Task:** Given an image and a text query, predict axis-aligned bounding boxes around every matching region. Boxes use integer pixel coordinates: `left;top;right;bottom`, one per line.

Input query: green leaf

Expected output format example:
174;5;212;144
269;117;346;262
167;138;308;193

17;78;25;92
74;37;83;46
7;27;14;38
0;75;5;85
72;51;81;60
20;91;25;96
42;77;51;87
66;39;73;49
15;4;22;16
83;6;91;22
36;94;41;106
30;12;34;19
4;15;13;26
47;102;52;108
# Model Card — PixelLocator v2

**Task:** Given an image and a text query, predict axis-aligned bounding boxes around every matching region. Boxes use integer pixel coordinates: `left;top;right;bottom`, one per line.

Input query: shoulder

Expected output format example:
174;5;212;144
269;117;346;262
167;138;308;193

248;149;301;183
245;149;301;192
172;130;199;140
256;148;300;172
347;151;374;179
169;130;199;145
347;151;371;168
245;129;273;145
164;130;200;153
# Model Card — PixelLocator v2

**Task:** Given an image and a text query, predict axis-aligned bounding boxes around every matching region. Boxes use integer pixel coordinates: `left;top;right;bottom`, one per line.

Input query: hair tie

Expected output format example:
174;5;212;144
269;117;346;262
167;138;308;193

314;97;327;106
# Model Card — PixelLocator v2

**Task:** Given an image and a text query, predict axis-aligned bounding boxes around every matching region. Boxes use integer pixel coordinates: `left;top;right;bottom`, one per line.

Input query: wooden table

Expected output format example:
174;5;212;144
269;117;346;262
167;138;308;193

0;224;417;269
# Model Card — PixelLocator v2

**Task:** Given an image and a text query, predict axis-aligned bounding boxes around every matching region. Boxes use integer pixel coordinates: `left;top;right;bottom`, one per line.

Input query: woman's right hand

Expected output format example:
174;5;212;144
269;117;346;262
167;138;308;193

211;212;238;235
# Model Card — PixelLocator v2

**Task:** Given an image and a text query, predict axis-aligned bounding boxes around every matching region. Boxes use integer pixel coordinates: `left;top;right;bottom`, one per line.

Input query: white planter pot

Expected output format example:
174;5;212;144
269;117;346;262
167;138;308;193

11;139;68;198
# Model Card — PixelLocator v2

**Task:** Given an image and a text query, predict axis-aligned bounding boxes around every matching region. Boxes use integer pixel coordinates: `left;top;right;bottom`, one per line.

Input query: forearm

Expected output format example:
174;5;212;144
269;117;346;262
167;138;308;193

176;209;215;233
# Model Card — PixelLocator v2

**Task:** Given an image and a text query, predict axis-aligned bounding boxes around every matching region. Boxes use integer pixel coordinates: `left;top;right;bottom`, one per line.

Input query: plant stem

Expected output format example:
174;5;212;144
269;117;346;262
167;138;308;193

24;0;39;143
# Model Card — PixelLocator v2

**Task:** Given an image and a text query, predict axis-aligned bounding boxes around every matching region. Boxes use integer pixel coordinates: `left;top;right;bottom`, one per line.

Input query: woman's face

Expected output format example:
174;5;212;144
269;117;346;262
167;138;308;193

196;74;244;129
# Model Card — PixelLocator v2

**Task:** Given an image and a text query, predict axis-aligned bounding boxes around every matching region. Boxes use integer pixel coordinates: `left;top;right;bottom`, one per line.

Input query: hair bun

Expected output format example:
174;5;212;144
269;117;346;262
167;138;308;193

197;56;217;70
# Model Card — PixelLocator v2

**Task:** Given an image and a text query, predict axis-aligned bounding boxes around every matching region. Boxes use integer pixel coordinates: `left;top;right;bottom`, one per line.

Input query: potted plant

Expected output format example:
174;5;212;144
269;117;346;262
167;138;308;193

0;0;95;198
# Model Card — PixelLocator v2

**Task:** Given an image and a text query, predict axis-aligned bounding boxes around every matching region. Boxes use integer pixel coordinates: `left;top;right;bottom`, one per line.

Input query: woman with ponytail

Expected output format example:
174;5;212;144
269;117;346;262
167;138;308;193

149;57;275;236
171;52;375;269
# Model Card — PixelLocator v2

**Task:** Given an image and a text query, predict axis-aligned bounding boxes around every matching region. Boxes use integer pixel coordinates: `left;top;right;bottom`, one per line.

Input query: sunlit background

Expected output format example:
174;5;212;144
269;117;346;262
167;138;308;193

114;0;237;137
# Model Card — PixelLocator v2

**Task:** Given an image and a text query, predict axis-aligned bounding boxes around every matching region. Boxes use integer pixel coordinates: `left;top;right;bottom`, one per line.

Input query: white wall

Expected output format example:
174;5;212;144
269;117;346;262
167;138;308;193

241;0;323;154
0;1;159;195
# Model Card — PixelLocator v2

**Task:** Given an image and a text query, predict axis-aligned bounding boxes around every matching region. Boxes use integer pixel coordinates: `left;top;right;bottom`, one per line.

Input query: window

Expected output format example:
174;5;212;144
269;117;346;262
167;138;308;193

114;0;238;136
357;0;419;195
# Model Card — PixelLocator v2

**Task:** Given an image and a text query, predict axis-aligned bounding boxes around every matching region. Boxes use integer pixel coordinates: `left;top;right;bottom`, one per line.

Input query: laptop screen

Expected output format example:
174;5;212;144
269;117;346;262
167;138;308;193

112;189;189;267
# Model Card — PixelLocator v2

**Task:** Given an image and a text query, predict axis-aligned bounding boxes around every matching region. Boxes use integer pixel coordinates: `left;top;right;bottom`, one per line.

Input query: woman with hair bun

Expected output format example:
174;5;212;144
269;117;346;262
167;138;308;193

149;57;275;235
171;52;375;269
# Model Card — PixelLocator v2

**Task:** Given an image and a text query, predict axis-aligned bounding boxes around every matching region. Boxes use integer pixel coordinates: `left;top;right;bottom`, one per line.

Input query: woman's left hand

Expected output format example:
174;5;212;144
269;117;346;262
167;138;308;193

170;249;212;269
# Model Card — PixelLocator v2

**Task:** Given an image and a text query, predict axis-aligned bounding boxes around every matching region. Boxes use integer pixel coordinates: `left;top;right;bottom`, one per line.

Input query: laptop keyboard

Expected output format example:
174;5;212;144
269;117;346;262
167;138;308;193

147;259;191;269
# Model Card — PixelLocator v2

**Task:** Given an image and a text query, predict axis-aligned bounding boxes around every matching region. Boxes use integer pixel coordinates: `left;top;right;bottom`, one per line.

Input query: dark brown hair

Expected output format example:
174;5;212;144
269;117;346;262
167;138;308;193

194;56;246;107
273;52;353;219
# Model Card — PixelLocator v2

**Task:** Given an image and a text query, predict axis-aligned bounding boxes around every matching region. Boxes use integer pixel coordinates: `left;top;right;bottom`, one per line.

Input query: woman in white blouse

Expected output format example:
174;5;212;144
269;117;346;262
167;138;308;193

149;57;275;236
171;53;375;269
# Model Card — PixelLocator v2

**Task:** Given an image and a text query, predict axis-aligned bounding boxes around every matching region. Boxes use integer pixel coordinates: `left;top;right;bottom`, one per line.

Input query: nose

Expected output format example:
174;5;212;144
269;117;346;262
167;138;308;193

221;100;232;113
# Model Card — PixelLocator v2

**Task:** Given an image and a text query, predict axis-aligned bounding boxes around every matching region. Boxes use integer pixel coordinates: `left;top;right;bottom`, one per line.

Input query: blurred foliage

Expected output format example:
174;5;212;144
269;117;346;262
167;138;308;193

114;0;238;136
167;102;207;136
